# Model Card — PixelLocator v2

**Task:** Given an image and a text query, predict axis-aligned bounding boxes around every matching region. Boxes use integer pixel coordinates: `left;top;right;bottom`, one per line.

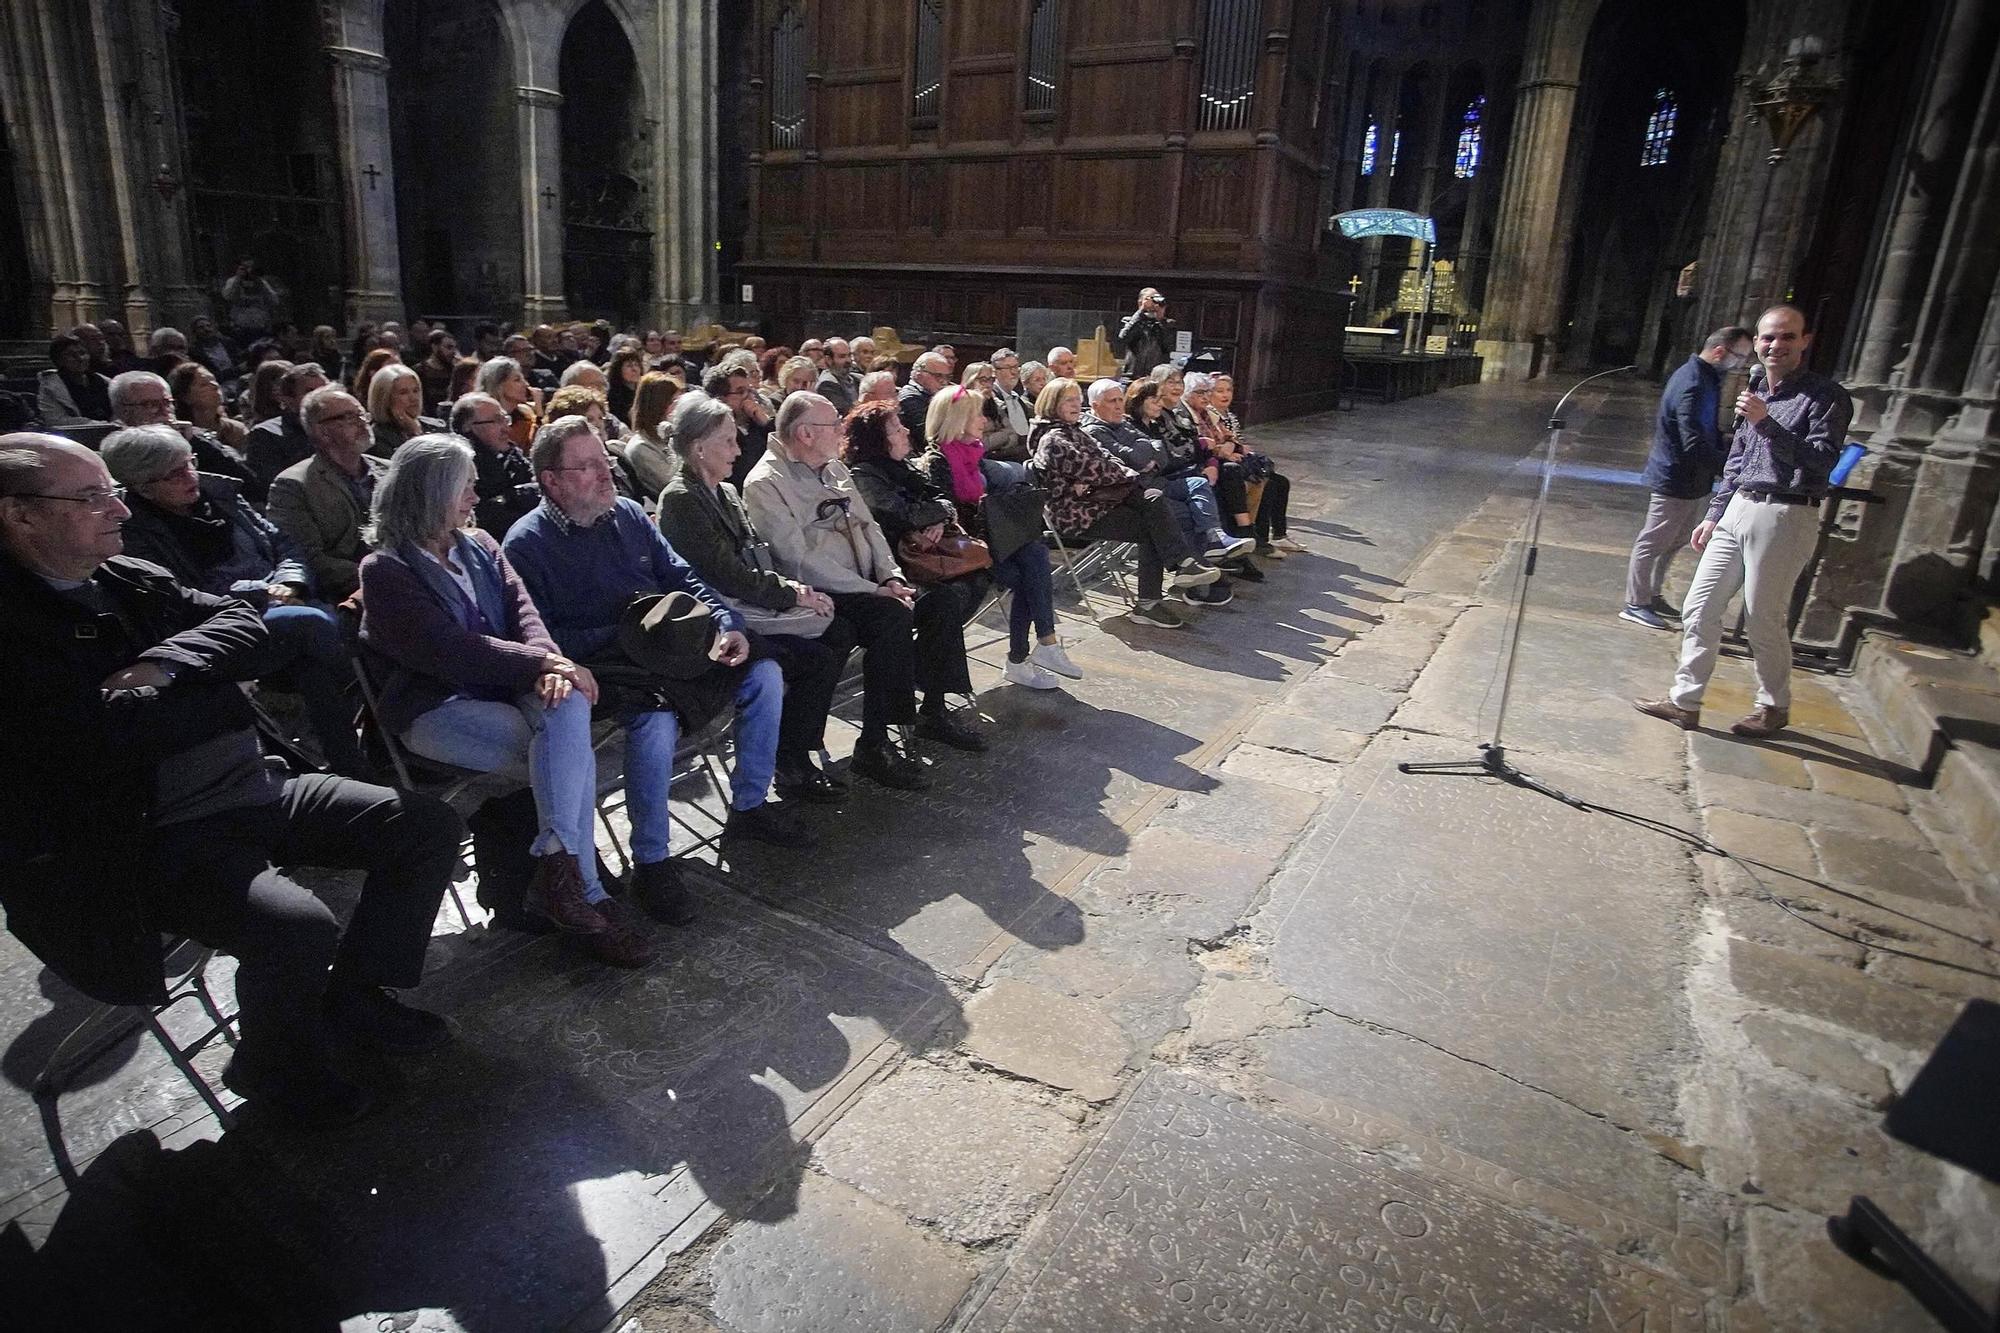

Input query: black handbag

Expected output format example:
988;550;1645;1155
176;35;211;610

980;484;1050;564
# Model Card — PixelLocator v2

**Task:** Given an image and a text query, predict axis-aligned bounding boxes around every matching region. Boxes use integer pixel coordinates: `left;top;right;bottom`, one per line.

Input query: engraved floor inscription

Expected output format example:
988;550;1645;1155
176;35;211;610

966;1071;1714;1332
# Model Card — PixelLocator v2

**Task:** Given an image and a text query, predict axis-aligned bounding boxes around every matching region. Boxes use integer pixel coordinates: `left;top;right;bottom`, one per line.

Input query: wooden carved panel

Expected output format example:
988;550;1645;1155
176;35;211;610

948;160;1011;233
1052;156;1159;235
824;5;906;68
819;81;903;149
1067;62;1175;138
762;166;807;228
948;0;1018;57
1072;5;1173;46
1010;156;1053;232
1199;298;1241;342
946;70;1017;141
821;164;902;231
907;161;945;233
1184;153;1251;233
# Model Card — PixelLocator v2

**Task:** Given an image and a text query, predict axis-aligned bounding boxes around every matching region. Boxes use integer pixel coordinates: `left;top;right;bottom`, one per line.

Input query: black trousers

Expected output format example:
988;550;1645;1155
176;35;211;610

1254;469;1291;543
828;591;918;739
1215;461;1252;525
145;775;461;1055
1075;489;1192;600
754;617;855;765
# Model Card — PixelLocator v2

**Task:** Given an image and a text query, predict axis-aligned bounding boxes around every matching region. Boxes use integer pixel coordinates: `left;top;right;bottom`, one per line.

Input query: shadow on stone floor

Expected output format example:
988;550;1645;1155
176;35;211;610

6;884;967;1332
2;966;141;1102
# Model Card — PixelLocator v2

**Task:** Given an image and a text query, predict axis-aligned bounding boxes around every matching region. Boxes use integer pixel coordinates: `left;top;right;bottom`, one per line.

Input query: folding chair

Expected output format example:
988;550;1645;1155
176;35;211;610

35;939;238;1186
1044;508;1136;622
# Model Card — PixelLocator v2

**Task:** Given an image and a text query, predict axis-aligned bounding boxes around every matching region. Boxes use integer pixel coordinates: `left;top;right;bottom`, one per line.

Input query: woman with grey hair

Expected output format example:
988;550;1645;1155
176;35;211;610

357;436;649;967
655;391;850;802
1018;360;1051;403
476;355;539;449
104;424;367;775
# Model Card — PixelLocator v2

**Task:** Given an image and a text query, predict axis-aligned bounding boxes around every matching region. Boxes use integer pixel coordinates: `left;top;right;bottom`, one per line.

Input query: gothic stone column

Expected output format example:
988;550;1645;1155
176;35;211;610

650;0;716;330
515;84;567;325
324;9;405;329
1474;0;1597;381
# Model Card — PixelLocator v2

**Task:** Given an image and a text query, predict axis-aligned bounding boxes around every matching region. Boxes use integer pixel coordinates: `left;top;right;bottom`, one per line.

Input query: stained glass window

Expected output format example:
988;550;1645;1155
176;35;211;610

1360;122;1379;175
1641;88;1676;167
1453;95;1485;178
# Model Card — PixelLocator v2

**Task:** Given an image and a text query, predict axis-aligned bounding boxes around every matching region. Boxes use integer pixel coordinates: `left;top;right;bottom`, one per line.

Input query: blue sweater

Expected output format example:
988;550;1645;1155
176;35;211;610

1641;355;1728;499
501;498;744;662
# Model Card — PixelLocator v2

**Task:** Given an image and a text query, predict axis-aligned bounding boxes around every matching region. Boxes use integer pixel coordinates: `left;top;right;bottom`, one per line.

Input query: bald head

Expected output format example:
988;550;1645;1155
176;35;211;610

0;433;130;578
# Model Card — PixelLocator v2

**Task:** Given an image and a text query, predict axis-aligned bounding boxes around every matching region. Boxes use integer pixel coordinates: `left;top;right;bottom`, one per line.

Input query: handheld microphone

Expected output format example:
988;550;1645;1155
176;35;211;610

1732;364;1765;433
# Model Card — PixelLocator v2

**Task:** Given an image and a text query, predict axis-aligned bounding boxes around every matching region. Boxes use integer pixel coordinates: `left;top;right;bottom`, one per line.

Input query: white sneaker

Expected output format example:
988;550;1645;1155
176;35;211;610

1170;559;1222;589
1029;642;1083;678
1272;536;1308;554
1003;658;1061;690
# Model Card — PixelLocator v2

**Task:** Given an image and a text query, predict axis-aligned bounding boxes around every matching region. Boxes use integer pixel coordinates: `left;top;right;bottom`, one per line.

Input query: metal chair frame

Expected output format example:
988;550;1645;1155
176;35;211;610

35;940;238;1187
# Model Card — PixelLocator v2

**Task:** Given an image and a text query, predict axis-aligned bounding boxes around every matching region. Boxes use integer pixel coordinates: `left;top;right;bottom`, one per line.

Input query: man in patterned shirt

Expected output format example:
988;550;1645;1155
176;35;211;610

1635;305;1853;738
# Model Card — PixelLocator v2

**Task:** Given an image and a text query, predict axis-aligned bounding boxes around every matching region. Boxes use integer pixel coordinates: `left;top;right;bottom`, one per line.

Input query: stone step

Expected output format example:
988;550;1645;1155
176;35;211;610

1854;630;2000;894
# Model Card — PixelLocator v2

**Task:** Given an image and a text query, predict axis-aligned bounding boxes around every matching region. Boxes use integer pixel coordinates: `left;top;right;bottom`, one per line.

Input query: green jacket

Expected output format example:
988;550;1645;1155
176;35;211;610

655;464;802;613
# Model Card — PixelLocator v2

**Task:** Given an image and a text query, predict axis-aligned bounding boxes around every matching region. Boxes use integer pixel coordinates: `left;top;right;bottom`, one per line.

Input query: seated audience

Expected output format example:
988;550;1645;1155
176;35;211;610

99;319;144;375
1208;373;1302;556
168;361;250;459
1019;360;1051;403
983;348;1033;462
1029;377;1217;630
102;426;365;776
145;327;190;377
546;385;615;445
247;361;330;485
476;354;540;450
188;316;238;379
798;338;826;370
655;391;850;802
607;345;647;423
621;371;684;499
109;370;259;500
415;328;460;414
447;355;481;407
350;346;399;404
38;333;113;425
857;369;896;404
267;384;387;601
505;334;557;393
897;352;950;442
1095;377;1250;567
450;391;540;541
1;433;459;1126
367;362;444;459
355;436;649;968
308;325;346;385
701;362;774;491
72;321;112;377
815;338;859;415
1047;347;1077;381
865;389;1079;691
245;358;291;426
756;346;795;412
746;394;985;780
502;417;804;886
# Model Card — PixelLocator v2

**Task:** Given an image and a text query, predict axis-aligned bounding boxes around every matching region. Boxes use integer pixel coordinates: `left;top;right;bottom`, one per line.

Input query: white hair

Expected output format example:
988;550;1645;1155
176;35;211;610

1048;346;1074;362
858;369;895;397
100;425;192;487
106;370;168;411
559;359;607;386
1183;372;1215;394
475;356;521;397
1086;378;1125;406
369;435;475;550
299;383;354;432
147;327;187;354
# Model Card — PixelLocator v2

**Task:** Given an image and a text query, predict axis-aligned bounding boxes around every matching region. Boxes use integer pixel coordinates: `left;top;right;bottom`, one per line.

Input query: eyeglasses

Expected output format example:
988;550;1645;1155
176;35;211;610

12;485;127;512
124;397;171;413
469;416;510;429
319;409;369;427
803;417;841;430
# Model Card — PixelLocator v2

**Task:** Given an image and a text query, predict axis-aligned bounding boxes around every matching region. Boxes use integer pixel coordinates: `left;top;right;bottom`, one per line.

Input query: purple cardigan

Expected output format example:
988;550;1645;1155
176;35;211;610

357;529;555;735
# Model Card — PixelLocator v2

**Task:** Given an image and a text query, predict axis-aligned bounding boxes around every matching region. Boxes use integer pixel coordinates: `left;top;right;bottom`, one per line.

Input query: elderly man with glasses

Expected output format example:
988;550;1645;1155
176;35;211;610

107;369;261;501
266;385;388;601
896;352;951;443
0;433;462;1128
450;390;540;540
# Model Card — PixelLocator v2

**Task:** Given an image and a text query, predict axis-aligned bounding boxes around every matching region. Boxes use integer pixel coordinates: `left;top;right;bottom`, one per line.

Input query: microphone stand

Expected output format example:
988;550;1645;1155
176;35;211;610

1399;365;1636;787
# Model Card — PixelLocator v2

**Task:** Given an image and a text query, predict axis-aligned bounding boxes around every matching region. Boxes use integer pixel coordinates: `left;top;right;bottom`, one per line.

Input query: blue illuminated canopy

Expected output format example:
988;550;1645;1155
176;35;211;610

1330;208;1436;244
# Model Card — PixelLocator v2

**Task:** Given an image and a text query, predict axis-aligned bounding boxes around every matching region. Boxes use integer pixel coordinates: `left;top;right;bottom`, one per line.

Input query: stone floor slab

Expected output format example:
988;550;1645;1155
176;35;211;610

702;1171;977;1333
1727;938;1961;1053
811;1060;1081;1246
1810;827;1969;907
962;980;1130;1102
1739;1013;1893;1107
1688;731;1813;789
1691;769;1928;846
1806;759;1912;810
1265;745;1699;1129
1702;808;1819;880
964;1069;1716;1332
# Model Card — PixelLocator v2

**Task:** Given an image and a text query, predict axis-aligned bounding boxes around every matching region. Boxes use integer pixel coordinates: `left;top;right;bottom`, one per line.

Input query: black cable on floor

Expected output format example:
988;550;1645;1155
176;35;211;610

1490;764;2000;981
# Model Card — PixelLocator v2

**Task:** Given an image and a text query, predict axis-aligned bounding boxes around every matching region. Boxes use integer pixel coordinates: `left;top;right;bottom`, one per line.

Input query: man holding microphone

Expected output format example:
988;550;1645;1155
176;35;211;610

1634;305;1853;738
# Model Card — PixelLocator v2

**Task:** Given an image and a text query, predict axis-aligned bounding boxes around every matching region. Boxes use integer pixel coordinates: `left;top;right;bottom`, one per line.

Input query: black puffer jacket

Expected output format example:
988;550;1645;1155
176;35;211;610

0;553;270;1003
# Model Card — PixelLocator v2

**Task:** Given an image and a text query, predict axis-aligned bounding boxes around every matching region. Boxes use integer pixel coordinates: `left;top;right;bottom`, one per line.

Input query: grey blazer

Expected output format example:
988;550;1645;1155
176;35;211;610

265;451;389;600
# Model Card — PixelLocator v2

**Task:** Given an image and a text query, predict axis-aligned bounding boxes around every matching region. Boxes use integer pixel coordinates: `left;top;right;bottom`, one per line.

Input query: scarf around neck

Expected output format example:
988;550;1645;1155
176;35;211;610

938;437;986;503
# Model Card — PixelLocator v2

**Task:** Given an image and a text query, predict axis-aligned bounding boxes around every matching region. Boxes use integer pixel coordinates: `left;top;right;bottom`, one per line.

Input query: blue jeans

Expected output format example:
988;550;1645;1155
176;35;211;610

980;458;1031;492
618;658;783;864
991;542;1055;659
1155;474;1222;546
403;689;612;899
255;601;367;776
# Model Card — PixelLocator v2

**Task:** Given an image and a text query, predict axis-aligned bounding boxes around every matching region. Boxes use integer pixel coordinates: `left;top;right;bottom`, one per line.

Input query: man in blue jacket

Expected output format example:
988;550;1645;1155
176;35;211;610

1621;326;1752;629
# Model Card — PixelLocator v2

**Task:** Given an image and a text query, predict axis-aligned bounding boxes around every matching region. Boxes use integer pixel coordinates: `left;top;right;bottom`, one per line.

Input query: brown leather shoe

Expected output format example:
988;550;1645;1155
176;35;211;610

1633;697;1700;731
1730;705;1790;738
583;899;656;968
524;853;608;934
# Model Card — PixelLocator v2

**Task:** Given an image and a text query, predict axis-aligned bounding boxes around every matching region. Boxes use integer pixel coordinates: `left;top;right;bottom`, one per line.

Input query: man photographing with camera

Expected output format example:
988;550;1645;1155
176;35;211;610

1634;304;1853;739
1118;287;1175;378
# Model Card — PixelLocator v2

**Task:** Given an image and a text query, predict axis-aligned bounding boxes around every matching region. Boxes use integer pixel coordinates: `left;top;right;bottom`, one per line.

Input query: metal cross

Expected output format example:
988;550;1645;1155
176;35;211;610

540;186;558;209
1347;275;1362;295
362;163;382;191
